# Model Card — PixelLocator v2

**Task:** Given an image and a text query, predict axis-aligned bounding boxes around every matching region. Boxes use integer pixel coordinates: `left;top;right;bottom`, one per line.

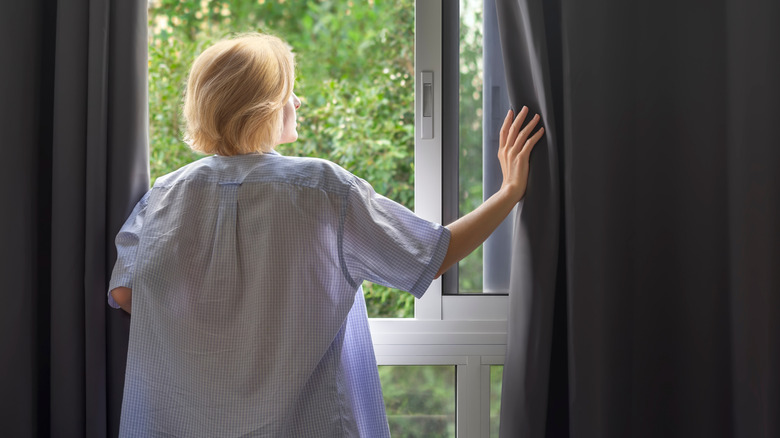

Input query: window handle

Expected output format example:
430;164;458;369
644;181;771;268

421;71;434;139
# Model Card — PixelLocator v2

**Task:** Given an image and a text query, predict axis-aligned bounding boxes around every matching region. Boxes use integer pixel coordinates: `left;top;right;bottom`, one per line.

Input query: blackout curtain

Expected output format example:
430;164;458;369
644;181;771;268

0;0;149;436
496;0;780;437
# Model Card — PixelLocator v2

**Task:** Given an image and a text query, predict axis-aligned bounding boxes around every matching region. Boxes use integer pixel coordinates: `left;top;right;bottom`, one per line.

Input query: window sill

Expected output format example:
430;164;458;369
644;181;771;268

369;318;507;359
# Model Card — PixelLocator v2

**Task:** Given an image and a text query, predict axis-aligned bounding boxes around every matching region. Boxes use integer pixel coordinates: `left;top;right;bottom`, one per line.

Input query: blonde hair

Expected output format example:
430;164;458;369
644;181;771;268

183;33;295;155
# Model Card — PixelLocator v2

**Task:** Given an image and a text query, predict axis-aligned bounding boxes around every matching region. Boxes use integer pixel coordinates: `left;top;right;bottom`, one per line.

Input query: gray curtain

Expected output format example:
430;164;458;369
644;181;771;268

0;0;149;436
496;0;780;437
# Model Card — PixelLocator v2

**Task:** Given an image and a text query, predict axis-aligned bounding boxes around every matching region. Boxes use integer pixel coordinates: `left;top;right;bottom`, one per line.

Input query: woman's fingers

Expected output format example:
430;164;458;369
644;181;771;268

499;109;514;149
501;106;544;162
511;113;539;150
506;107;530;147
495;105;544;200
521;127;544;158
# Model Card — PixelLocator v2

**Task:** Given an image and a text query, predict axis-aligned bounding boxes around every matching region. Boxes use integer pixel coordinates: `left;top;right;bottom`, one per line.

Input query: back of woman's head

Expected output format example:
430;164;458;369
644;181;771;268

183;33;295;156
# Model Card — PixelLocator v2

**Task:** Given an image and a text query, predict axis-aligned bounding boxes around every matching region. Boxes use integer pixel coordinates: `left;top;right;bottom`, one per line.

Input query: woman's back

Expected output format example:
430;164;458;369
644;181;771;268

111;152;450;437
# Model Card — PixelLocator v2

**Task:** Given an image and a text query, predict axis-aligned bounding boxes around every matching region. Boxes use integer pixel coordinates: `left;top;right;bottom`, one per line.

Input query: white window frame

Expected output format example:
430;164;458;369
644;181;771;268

369;1;508;436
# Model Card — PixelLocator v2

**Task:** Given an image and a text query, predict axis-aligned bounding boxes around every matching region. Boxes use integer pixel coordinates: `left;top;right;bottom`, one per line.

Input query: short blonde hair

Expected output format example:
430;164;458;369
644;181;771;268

183;33;295;155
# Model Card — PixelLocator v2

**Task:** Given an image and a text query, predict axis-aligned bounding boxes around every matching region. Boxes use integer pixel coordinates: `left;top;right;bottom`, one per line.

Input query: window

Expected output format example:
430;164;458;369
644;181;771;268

147;0;509;435
449;0;515;296
370;1;509;435
412;0;511;320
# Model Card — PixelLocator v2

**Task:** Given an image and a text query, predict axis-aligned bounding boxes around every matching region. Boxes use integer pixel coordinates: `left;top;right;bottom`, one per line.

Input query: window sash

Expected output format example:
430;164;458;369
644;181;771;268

412;0;508;319
371;2;509;435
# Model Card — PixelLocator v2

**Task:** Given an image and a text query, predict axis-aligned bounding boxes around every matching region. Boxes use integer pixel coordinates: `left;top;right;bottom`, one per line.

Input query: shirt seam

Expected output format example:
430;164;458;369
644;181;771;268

338;182;359;289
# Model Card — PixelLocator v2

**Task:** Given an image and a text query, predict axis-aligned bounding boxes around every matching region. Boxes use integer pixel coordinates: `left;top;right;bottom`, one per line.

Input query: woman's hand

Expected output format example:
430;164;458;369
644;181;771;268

436;105;543;278
498;106;544;202
111;287;132;314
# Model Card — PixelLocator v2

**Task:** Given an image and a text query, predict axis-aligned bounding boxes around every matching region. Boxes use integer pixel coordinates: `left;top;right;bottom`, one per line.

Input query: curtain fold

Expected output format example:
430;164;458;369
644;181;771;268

725;1;780;435
497;0;780;437
494;0;564;436
1;0;149;436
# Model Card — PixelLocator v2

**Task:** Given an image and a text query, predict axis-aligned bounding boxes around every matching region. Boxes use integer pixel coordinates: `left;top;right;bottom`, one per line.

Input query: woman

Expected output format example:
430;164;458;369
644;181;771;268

109;33;543;437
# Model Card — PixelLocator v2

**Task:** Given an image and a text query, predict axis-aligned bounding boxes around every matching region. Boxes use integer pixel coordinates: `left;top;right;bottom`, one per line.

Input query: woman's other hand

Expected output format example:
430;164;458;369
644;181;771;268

435;105;544;278
498;106;544;202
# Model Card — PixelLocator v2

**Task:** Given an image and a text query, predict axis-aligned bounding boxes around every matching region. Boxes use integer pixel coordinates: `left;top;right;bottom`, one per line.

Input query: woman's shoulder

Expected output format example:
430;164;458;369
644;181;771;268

269;154;359;193
151;155;220;188
150;152;364;197
277;154;352;176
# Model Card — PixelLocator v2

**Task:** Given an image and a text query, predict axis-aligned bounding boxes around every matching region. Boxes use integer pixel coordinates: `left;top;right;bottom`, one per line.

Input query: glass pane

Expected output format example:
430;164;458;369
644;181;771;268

147;0;415;317
378;365;456;437
458;0;484;293
490;365;503;437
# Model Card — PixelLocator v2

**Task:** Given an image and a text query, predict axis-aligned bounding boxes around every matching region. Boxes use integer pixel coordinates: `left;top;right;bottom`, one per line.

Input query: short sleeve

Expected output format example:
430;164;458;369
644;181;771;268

341;177;451;298
107;191;150;308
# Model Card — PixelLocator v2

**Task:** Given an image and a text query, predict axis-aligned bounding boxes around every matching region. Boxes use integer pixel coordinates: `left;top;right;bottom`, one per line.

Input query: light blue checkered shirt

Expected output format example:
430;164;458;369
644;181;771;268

108;152;450;437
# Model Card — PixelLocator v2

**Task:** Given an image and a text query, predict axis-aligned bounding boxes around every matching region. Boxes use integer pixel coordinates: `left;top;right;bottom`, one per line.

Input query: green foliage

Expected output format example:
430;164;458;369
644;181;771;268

147;33;203;185
363;281;415;319
379;366;456;437
490;365;503;436
457;0;485;293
